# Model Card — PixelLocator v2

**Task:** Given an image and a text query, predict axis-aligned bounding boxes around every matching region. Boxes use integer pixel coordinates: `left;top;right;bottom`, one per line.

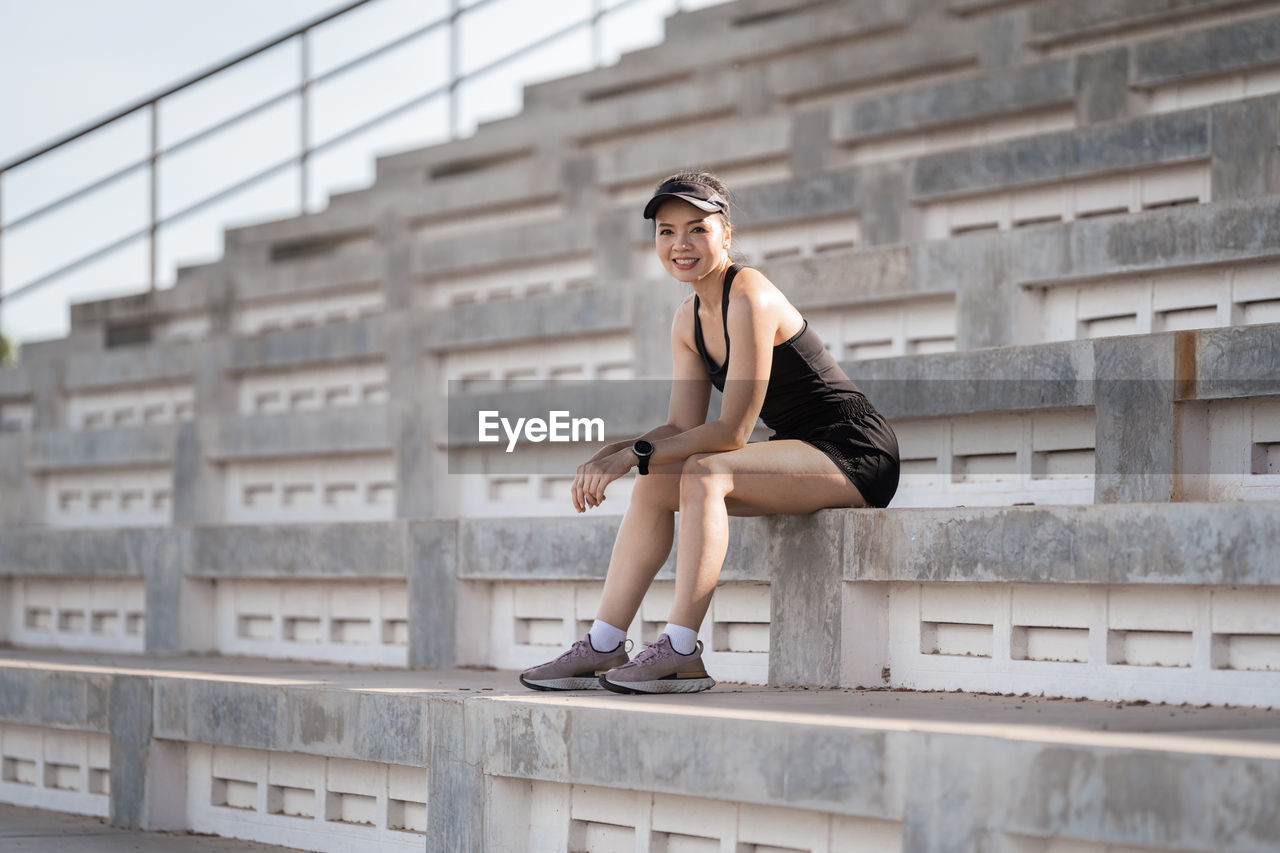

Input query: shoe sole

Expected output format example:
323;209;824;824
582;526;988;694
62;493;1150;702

598;675;716;694
519;675;606;691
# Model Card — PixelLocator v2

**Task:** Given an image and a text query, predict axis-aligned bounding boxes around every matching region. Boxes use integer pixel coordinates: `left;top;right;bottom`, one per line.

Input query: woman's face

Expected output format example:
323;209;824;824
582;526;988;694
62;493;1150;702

653;198;730;284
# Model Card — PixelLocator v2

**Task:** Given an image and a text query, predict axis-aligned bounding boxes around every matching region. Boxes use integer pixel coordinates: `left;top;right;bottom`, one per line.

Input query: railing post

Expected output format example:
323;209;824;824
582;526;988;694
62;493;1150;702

449;0;461;139
148;102;160;292
300;29;313;215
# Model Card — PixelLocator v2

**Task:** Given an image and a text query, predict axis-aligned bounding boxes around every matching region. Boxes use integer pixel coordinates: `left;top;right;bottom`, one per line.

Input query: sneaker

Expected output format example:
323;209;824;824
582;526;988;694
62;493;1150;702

598;634;716;694
519;634;631;691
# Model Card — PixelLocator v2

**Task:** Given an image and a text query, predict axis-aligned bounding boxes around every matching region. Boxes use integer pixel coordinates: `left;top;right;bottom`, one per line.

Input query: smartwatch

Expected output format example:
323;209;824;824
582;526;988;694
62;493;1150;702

632;439;654;475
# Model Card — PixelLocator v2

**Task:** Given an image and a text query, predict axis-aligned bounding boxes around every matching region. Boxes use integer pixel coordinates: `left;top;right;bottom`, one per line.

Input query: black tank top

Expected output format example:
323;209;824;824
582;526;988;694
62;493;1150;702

693;264;877;437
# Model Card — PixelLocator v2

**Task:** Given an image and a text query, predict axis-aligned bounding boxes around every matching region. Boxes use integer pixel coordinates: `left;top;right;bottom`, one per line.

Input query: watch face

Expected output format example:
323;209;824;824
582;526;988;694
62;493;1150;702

634;440;654;455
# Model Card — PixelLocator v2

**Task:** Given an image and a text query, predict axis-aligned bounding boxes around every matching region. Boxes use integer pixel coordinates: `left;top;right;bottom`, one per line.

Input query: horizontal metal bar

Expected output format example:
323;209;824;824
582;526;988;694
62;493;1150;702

2;153;305;307
1;0;656;307
0;225;150;307
3;156;152;233
0;0;381;173
312;15;451;88
312;83;451;156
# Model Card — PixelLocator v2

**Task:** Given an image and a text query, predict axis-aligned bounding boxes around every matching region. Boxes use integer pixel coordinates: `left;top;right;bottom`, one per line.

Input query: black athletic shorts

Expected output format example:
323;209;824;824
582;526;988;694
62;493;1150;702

769;410;900;508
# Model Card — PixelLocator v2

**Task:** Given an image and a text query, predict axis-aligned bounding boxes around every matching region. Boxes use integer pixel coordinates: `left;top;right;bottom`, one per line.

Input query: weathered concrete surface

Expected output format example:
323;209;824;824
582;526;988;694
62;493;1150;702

846;502;1280;585
108;675;152;828
27;425;176;472
407;520;459;669
206;406;392;460
912;110;1209;199
226;318;383;373
0;527;174;578
0;803;298;852
1028;0;1258;45
832;59;1073;142
1133;13;1280;86
5;649;1280;851
184;523;407;579
1093;334;1180;503
767;511;845;686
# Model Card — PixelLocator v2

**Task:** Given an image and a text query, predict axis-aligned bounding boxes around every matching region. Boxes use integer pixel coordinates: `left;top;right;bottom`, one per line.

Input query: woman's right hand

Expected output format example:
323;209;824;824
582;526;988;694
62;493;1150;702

571;449;635;513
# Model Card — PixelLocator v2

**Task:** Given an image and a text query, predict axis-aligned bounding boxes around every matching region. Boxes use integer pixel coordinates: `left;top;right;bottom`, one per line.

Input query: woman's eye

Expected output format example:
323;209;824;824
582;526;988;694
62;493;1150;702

659;228;672;235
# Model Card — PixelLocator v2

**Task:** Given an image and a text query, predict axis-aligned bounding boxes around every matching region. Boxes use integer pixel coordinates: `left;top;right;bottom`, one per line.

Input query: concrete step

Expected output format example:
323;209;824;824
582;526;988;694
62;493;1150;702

4;502;1279;705
0;802;301;852
0;649;1277;852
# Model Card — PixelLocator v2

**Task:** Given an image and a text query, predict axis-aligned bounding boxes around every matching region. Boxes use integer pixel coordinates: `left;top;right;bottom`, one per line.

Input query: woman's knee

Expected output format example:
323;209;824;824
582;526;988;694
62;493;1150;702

679;452;729;498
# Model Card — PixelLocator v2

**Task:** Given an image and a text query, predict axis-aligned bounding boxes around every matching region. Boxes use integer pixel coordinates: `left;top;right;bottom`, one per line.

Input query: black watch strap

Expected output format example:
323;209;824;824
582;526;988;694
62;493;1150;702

633;440;654;475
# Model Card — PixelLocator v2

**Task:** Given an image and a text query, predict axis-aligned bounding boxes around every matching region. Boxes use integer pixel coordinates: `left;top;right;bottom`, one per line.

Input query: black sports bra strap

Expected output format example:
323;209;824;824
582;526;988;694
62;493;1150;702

719;264;740;359
693;263;742;375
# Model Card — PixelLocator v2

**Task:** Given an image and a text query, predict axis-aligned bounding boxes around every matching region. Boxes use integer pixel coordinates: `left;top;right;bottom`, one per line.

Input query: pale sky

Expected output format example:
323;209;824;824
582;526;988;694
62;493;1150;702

0;0;709;344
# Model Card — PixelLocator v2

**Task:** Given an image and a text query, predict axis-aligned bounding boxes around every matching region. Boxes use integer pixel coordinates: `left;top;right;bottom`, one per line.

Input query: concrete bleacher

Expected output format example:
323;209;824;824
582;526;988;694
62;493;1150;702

3;0;1280;849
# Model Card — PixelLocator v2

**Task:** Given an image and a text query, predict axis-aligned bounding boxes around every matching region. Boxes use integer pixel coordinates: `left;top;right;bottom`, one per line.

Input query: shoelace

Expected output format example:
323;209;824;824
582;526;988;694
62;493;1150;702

553;640;591;663
619;640;671;669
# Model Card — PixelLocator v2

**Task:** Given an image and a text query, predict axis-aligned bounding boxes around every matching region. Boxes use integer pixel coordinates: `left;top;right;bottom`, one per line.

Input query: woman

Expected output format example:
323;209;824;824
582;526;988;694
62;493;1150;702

520;169;899;695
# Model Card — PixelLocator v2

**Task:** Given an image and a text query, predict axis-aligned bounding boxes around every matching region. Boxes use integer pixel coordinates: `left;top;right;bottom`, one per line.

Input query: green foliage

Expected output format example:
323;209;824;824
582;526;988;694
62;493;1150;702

0;332;13;366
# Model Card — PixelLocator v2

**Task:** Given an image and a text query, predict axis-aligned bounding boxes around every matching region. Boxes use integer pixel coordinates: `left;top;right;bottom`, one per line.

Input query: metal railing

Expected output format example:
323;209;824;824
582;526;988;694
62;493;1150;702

0;0;684;339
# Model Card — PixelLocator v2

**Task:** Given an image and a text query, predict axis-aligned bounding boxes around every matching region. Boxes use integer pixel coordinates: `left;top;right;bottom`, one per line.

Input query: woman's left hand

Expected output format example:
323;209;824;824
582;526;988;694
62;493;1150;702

572;449;636;512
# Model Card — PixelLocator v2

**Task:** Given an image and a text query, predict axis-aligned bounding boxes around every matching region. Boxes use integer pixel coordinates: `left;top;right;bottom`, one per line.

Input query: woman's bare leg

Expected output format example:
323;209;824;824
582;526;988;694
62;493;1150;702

667;440;866;631
593;460;683;629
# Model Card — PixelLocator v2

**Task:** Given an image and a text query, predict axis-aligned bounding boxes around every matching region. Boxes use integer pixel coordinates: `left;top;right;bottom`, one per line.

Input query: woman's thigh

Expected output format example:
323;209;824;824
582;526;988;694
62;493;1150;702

689;439;867;516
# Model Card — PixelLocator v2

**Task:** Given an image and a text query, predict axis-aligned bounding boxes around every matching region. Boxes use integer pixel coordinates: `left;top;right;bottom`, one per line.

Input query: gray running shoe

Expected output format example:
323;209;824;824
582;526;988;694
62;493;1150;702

598;634;715;694
519;634;631;691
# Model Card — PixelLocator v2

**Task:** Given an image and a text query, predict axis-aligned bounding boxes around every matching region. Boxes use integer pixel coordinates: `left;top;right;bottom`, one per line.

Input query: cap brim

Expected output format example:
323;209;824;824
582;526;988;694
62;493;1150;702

643;192;722;220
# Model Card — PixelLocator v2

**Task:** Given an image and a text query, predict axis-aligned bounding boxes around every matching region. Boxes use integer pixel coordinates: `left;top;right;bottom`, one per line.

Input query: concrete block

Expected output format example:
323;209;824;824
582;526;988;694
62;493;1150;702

1062;196;1280;278
0;434;36;525
1194;324;1280;400
227;317;383;373
912;110;1209;199
768;510;846;686
1093;333;1183;503
851;339;1093;420
833;59;1073;143
407;520;459;669
0;526;173;578
206;406;392;461
27;424;176;472
594;115;790;187
108;675;152;829
1075;48;1131;125
156;680;282;752
764;243;917;309
186;522;407;579
733;169;861;229
0;668;111;731
764;23;977;103
1028;0;1258;46
846;502;1280;585
456;516;623;580
412;219;589;279
1210;98;1280;202
1133;13;1280;88
64;344;198;392
422;288;629;352
857;164;908;247
978;7;1028;68
429;698;484;853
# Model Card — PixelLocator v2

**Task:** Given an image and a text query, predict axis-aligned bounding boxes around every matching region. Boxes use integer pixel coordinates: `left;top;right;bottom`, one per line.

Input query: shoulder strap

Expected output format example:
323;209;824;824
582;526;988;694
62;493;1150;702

720;263;741;362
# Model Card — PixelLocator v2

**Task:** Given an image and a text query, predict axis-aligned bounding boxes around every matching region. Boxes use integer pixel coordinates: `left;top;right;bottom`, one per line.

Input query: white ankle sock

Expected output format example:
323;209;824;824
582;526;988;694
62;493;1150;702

663;623;698;655
588;619;627;652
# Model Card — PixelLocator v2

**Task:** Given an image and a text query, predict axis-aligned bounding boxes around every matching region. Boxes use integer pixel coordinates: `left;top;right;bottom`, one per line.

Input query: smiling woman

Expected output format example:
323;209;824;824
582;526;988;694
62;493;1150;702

518;167;901;695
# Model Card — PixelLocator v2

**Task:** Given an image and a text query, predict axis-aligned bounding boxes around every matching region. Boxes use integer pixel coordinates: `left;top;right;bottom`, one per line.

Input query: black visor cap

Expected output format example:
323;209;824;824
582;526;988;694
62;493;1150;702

643;179;729;220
